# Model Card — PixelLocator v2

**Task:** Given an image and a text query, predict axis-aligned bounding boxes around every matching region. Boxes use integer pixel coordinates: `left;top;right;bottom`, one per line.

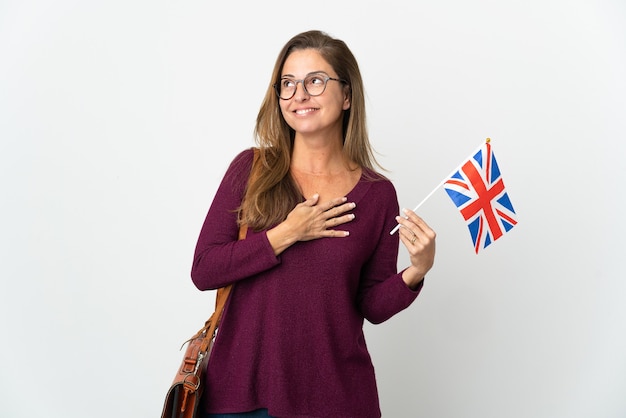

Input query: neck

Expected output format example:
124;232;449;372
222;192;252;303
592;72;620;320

291;136;348;174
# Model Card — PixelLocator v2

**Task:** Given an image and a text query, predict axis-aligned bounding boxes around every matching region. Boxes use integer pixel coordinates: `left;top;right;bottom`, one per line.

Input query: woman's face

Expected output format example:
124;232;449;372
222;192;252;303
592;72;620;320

278;49;350;139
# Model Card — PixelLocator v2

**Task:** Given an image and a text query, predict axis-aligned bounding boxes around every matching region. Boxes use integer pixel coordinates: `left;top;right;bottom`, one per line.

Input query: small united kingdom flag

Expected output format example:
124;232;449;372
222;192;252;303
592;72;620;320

444;140;517;253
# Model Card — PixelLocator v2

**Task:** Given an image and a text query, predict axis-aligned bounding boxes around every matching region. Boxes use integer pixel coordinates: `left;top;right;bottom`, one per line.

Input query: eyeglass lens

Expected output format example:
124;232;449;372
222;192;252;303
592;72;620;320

277;75;328;99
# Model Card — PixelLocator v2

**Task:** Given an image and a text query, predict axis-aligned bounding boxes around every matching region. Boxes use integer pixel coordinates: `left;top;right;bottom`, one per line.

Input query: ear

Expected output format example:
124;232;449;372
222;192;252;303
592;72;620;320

342;87;351;110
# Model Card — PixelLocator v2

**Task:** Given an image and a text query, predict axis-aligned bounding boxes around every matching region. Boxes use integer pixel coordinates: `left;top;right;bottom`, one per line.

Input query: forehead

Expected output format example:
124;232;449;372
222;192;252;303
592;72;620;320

281;49;335;77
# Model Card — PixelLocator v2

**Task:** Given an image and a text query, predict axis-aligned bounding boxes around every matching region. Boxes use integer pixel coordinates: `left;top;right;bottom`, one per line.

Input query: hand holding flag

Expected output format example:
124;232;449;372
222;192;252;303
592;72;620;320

394;208;437;288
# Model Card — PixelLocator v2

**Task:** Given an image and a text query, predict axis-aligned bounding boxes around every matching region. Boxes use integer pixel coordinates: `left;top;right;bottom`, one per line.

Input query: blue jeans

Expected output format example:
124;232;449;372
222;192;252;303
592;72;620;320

204;408;273;418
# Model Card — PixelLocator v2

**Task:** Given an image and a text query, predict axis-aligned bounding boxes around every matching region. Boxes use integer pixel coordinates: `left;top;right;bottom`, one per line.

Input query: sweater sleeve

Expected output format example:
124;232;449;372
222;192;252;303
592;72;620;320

356;179;423;324
190;149;281;290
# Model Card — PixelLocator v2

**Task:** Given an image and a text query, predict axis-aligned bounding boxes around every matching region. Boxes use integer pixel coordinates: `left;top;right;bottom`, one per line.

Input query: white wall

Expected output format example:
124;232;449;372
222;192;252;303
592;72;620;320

1;1;625;417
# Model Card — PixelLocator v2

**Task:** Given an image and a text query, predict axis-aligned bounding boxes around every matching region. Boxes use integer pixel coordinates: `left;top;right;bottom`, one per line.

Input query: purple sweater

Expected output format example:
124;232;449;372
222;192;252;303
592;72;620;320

191;148;422;418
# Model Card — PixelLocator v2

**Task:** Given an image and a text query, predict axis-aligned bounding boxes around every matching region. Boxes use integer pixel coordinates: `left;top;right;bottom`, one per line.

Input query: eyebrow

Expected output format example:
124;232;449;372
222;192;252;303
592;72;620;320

280;71;330;79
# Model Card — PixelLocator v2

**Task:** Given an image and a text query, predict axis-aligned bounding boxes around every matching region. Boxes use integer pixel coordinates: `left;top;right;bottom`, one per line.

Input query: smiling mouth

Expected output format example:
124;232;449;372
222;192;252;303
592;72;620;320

295;108;318;115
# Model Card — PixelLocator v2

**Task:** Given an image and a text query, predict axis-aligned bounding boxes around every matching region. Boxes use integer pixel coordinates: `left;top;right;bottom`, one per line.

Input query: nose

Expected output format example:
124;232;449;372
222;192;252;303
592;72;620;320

293;80;309;100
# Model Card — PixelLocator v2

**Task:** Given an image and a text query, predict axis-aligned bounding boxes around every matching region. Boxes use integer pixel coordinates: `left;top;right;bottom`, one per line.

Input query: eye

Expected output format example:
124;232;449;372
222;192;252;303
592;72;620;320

281;78;295;88
308;75;325;86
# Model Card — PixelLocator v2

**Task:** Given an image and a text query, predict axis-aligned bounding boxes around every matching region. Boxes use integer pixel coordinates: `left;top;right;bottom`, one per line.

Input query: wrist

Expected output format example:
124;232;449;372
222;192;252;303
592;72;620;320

401;266;425;290
267;222;298;256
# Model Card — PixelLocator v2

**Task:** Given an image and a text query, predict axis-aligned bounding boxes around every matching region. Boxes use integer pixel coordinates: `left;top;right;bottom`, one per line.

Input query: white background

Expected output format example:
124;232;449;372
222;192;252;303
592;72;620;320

1;1;625;417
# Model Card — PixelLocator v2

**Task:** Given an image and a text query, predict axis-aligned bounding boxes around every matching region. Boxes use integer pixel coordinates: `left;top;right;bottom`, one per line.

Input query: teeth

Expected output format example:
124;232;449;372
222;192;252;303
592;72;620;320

295;108;316;115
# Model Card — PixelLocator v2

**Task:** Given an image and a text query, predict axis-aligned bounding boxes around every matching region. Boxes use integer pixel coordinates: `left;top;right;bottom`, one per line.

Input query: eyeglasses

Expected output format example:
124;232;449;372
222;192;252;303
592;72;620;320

274;72;346;100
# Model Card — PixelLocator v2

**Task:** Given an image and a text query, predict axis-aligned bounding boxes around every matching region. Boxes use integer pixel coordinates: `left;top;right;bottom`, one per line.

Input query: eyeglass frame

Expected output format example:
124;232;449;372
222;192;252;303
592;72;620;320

273;72;347;100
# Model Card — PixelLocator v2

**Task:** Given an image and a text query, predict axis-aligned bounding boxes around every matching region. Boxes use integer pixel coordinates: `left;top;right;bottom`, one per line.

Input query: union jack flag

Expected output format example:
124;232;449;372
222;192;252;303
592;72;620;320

444;141;517;253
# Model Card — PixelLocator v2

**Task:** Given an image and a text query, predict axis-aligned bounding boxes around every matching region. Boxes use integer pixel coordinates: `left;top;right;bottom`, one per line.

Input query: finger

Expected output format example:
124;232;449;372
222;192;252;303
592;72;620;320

304;193;321;206
396;214;432;248
325;213;355;228
402;228;418;245
394;219;414;241
326;202;356;219
324;196;348;211
394;215;415;235
398;229;416;249
320;228;350;238
402;208;423;224
402;209;436;238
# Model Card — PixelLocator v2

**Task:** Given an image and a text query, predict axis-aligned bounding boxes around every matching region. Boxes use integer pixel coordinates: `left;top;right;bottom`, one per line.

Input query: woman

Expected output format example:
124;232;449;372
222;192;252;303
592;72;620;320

191;30;436;418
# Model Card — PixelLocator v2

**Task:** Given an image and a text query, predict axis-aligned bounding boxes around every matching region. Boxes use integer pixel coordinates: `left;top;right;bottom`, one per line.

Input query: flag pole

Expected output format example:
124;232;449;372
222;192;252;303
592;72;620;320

389;138;491;235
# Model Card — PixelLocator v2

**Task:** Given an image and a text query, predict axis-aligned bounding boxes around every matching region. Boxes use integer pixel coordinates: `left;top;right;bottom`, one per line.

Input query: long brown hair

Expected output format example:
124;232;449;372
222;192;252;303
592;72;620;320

240;30;382;230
